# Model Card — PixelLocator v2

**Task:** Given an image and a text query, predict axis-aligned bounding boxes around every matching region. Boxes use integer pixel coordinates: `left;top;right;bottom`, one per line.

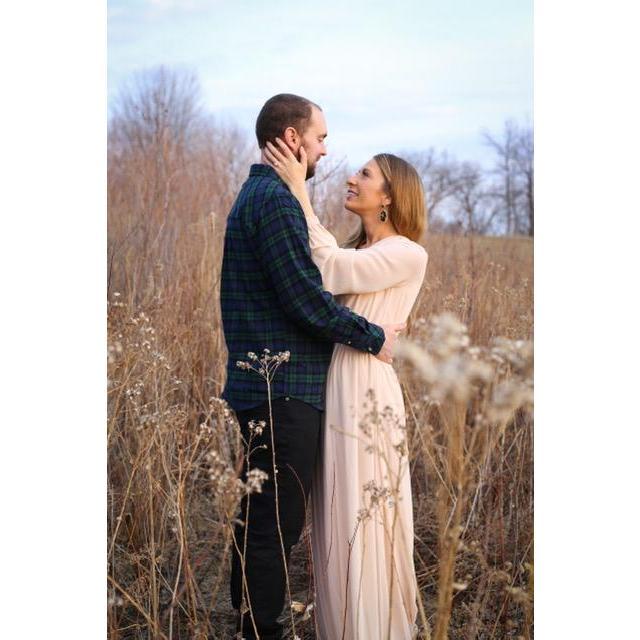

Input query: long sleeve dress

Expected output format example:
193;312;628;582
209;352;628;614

305;212;428;640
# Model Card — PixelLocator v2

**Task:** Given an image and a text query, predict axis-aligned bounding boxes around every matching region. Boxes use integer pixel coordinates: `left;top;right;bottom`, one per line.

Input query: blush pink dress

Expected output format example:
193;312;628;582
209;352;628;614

304;212;428;639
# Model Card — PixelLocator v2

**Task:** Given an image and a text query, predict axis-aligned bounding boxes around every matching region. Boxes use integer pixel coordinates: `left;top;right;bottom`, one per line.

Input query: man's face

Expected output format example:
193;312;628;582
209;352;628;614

299;107;328;179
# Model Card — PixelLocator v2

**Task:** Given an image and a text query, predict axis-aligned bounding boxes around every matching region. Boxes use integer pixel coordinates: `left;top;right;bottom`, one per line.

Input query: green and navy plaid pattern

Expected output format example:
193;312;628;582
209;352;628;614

221;164;385;412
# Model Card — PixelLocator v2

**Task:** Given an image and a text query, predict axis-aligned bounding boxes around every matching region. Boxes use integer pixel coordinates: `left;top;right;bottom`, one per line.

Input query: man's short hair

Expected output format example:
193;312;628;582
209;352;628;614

255;94;321;149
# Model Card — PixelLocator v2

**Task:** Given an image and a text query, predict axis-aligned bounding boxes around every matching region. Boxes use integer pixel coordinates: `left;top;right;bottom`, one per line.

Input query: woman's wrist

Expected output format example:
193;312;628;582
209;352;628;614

295;188;315;219
292;184;308;203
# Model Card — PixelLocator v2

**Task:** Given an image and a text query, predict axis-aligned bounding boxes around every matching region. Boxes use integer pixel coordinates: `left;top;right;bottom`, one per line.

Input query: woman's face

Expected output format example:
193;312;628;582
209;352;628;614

345;158;390;216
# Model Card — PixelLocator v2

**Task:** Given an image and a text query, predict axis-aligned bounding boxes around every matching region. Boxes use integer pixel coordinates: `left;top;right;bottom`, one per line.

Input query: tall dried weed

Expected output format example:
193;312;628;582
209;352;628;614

108;68;533;639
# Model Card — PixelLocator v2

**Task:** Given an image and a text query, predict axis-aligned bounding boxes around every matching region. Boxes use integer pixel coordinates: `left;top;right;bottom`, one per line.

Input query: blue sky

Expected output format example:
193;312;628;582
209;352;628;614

108;0;532;168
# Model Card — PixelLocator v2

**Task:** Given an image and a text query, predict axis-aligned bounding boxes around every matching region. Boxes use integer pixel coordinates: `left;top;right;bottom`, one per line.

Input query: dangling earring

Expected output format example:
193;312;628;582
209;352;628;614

379;206;388;222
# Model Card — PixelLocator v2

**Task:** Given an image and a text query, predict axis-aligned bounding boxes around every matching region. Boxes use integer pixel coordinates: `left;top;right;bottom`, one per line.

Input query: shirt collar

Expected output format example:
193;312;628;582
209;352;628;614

249;163;279;179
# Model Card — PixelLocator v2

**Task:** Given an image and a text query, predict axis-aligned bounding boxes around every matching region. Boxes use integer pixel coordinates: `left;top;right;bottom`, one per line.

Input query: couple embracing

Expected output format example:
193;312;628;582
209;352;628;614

220;93;428;639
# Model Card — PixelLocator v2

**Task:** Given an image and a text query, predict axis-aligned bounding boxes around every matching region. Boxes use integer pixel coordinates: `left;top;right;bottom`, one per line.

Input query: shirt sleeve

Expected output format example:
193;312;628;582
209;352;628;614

253;185;385;354
304;212;429;295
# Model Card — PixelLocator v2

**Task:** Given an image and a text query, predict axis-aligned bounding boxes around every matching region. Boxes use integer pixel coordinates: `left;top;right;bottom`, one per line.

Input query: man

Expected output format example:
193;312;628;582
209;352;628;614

220;93;404;639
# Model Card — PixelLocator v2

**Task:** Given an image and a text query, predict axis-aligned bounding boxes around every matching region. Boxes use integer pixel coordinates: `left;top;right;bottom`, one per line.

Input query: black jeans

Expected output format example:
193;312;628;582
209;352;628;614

230;397;322;640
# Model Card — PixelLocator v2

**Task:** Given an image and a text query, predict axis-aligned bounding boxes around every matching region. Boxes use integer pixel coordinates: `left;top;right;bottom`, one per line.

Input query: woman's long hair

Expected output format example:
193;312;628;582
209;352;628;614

343;153;427;249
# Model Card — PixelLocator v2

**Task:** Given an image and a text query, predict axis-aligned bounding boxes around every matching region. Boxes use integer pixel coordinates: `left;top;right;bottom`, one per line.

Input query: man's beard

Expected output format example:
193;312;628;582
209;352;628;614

298;146;316;180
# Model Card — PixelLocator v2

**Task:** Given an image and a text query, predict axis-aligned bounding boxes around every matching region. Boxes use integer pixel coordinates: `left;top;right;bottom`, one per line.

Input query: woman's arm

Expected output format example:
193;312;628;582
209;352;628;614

264;139;341;254
264;139;428;295
264;141;317;221
308;233;428;296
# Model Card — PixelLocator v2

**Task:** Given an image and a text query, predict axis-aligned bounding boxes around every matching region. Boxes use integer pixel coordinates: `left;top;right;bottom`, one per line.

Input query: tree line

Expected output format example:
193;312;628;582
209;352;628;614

109;67;533;242
403;121;533;237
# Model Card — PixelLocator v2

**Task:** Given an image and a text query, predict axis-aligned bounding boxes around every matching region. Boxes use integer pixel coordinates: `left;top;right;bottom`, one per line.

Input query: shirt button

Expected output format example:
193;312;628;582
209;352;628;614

347;340;352;345
285;396;290;401
368;347;372;352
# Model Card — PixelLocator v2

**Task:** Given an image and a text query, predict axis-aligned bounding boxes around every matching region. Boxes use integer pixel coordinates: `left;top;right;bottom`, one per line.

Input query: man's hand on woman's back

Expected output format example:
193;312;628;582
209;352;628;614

376;323;407;364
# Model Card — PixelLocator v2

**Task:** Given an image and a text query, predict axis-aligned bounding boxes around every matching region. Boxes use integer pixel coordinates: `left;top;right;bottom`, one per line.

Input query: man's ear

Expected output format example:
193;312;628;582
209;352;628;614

282;126;300;152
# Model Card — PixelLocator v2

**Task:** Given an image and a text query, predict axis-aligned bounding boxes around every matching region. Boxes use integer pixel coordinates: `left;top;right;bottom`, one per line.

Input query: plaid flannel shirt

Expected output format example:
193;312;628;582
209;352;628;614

220;164;385;412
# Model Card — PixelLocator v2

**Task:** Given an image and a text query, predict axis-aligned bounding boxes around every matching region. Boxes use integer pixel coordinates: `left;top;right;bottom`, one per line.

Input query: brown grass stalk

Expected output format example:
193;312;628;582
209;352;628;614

108;68;532;638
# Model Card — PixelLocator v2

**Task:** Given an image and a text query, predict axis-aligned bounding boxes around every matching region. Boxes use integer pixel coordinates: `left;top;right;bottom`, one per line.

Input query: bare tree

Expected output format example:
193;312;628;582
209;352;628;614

514;126;534;236
403;149;460;233
483;120;520;235
483;120;534;236
449;161;498;235
108;66;252;302
109;66;204;164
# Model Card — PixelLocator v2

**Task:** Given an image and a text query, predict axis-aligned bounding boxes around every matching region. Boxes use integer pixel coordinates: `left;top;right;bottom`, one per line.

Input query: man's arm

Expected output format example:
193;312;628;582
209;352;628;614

253;183;387;355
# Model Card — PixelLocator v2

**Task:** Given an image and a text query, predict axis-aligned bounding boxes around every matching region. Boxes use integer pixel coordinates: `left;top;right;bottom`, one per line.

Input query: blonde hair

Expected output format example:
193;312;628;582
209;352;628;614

344;153;427;249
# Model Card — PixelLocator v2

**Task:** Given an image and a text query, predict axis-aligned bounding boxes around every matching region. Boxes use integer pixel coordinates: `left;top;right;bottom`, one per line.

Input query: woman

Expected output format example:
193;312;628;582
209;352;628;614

265;139;428;640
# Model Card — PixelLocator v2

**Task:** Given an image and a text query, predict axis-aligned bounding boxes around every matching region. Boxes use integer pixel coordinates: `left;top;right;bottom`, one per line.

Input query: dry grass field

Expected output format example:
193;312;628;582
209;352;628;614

108;73;533;638
108;212;533;639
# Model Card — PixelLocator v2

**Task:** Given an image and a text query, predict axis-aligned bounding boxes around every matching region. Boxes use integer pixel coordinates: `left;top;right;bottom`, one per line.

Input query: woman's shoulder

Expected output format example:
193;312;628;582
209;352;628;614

383;235;428;259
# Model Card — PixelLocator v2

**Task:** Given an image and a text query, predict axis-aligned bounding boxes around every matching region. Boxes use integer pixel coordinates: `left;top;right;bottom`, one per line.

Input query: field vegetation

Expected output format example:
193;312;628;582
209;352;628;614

108;68;533;639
